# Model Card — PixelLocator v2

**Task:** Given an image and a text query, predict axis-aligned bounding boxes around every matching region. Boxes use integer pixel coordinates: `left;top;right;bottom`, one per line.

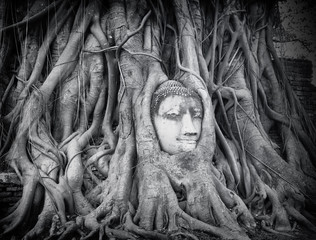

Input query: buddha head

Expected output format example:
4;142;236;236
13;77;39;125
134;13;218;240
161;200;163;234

151;80;203;155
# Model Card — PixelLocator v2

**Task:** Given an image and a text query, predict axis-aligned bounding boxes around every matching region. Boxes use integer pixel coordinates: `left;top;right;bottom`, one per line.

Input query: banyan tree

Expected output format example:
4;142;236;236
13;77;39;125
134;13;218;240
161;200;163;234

0;0;316;239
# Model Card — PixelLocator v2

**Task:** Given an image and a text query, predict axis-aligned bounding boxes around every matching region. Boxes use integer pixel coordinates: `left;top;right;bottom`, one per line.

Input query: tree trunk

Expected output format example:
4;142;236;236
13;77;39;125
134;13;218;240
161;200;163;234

0;0;315;239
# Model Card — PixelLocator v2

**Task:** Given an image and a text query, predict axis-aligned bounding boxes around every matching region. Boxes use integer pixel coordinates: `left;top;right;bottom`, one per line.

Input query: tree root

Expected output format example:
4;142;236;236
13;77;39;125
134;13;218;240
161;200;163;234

90;10;119;151
124;211;167;240
65;136;94;216
211;174;256;229
104;225;138;240
214;146;236;190
79;121;136;230
0;0;64;33
261;221;295;238
23;195;56;240
17;1;73;110
55;220;79;240
284;202;316;233
0;164;39;236
215;121;240;185
264;184;291;231
135;163;250;239
40;171;74;222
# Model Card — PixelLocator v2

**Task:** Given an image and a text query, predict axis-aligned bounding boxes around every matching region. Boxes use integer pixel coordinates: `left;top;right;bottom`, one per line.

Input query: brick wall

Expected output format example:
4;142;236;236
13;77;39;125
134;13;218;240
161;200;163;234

268;58;316;149
0;173;22;217
281;58;316;123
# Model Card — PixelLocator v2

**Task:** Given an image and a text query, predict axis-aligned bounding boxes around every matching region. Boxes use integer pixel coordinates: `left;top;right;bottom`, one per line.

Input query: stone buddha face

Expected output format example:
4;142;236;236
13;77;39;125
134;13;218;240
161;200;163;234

151;81;203;155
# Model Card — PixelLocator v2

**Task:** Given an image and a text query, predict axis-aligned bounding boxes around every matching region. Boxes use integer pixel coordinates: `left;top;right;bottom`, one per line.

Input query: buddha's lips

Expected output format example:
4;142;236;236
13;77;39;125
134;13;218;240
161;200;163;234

176;139;197;144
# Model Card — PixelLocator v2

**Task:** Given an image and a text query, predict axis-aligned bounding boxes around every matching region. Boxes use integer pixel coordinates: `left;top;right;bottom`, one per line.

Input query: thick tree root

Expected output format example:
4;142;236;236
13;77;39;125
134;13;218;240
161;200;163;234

23;195;55;240
135;163;250;240
260;221;295;238
284;202;316;233
124;211;167;240
0;165;40;237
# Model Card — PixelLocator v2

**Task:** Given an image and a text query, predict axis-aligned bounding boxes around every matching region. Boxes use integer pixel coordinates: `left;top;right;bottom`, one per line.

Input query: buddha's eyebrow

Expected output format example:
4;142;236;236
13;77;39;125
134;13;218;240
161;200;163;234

191;106;202;112
165;105;180;112
161;107;180;116
189;107;202;115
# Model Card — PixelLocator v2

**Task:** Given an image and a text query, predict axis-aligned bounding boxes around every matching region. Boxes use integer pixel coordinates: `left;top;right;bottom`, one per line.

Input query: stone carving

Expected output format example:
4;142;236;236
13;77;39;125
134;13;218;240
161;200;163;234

151;80;203;154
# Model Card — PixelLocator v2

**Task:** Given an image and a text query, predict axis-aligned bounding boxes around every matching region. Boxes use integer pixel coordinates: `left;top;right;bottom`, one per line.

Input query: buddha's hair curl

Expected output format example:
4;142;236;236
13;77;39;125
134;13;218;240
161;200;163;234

151;80;201;115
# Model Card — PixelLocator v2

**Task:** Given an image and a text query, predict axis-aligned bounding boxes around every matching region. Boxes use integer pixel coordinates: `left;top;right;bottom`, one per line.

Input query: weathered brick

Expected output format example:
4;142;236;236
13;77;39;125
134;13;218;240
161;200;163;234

278;58;316;123
0;197;21;203
0;192;12;198
14;191;22;197
0;173;21;185
6;186;19;191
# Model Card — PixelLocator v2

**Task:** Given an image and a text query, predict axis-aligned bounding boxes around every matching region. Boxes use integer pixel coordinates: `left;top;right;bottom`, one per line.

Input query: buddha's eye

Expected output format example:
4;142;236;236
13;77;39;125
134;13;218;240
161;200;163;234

193;111;202;119
165;112;180;119
168;113;179;118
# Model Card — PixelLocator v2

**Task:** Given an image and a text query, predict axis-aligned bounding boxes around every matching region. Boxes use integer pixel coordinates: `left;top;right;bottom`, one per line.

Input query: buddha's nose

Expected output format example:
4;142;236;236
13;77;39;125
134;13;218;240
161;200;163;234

181;112;197;136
